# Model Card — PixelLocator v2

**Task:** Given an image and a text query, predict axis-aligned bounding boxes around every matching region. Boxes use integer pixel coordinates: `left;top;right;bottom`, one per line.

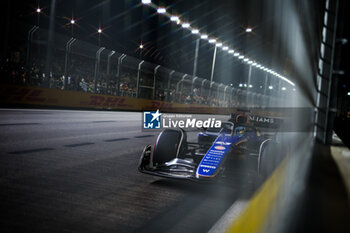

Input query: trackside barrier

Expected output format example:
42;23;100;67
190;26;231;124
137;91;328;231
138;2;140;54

224;159;287;233
0;84;284;117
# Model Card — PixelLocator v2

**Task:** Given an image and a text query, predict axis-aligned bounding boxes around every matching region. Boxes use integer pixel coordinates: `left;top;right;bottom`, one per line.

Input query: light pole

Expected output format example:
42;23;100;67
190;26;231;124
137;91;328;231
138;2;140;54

209;42;218;98
139;43;143;59
210;45;217;83
45;0;56;83
36;7;41;26
192;38;200;77
190;28;200;77
97;28;102;46
264;73;268;95
208;38;217;83
70;18;75;37
247;64;252;99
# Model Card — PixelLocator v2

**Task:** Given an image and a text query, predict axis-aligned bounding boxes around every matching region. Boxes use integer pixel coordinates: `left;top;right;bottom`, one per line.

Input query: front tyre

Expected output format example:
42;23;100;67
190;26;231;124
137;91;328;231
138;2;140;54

152;129;187;167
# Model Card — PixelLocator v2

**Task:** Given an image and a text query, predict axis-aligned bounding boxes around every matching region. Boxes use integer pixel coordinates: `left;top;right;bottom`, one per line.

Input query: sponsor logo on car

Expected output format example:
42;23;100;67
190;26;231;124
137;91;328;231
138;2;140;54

215;141;232;145
214;146;225;150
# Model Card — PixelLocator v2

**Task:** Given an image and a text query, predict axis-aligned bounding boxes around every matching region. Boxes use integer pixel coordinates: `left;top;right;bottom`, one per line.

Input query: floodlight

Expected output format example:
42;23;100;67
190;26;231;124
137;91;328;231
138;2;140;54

182;23;190;28
157;8;166;14
191;29;199;34
170;16;179;22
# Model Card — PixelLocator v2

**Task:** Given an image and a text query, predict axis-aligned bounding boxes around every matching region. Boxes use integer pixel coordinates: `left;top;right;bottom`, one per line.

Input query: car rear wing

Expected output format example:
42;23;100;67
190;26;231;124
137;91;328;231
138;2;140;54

248;115;283;128
230;109;284;129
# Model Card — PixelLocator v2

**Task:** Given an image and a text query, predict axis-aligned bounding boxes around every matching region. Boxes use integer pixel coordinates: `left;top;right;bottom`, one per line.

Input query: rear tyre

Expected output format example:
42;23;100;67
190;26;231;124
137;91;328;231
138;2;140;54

258;140;286;180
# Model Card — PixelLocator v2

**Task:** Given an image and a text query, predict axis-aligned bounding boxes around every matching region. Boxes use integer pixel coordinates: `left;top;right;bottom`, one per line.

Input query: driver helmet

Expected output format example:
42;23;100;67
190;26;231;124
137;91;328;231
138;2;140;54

235;126;246;137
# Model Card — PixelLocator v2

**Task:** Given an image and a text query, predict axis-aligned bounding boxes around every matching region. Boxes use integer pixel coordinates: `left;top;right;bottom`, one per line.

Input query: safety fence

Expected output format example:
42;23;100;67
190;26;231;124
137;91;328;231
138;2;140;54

0;84;286;117
16;26;289;109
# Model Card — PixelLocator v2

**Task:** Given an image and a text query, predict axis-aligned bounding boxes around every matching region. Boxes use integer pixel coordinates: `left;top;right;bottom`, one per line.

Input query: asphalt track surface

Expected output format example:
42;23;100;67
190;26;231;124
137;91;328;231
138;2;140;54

0;109;260;233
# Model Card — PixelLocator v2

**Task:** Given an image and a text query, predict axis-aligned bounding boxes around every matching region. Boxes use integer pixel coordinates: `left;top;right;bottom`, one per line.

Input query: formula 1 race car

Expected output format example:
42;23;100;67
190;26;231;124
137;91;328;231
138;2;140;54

138;117;285;181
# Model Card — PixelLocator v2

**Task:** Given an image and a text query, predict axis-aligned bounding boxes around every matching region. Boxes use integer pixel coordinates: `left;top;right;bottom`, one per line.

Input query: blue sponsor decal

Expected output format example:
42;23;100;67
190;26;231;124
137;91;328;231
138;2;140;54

196;136;233;177
143;109;161;129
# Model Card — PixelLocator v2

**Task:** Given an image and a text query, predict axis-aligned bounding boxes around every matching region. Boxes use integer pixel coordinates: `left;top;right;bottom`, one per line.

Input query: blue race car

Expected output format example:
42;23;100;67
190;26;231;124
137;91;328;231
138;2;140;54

138;120;276;181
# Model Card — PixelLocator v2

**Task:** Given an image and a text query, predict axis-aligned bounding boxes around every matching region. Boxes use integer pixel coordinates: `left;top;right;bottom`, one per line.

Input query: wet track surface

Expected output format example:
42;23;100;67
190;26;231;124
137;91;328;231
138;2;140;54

0;109;259;233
